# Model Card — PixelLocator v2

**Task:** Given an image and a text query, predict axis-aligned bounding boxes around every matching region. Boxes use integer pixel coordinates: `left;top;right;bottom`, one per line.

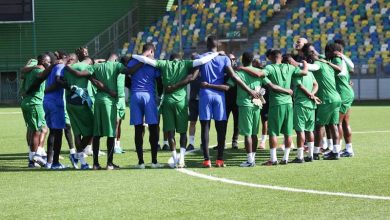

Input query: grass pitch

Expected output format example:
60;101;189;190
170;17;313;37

1;105;390;219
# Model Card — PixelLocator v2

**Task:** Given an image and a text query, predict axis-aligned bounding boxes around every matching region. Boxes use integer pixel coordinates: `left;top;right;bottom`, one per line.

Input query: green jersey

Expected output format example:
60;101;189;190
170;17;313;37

227;66;265;107
20;59;38;96
21;68;45;105
88;61;125;102
63;62;91;97
292;72;317;109
156;60;193;103
117;74;126;98
263;63;301;107
312;61;341;104
333;58;354;101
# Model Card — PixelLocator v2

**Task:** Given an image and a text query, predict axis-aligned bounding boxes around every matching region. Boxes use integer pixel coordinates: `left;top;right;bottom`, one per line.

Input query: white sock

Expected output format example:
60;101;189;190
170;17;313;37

69;148;76;154
115;141;121;148
29;151;34;160
333;144;341;153
252;152;256;163
327;139;333;148
179;148;186;163
37;146;43;155
171;150;177;162
189;136;195;145
308;142;314;158
322;137;328;149
78;152;87;165
297;148;304;160
283;147;291;161
247;153;254;163
314;146;320;154
346;143;353;153
270;148;277;162
261;135;267;143
164;140;169;146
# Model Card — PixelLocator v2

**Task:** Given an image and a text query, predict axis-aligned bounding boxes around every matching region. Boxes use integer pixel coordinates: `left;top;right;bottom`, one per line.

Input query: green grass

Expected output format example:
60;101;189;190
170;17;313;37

1;106;390;219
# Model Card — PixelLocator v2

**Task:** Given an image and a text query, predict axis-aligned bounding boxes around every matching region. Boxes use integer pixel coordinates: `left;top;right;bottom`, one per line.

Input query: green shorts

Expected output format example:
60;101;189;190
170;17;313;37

268;103;293;136
340;98;353;114
238;106;261;136
93;99;117;137
117;97;126;120
66;103;94;136
316;102;341;126
161;98;188;133
293;105;315;132
21;102;46;132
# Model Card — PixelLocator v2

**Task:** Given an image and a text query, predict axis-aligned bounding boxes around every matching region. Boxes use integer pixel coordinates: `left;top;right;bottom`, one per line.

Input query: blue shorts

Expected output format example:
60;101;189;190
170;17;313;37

199;94;226;121
130;92;158;125
43;100;66;129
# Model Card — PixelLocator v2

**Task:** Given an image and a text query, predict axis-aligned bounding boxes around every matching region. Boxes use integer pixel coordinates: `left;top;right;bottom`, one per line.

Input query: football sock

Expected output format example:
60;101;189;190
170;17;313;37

251;152;256;163
69;148;76;155
261;135;267;143
247;153;254;163
52;129;63;164
78;152;87;165
308;142;314;158
297;147;304;160
179;148;186;163
29;151;34;161
270;148;277;162
189;136;195;145
135;125;144;164
333;144;341;154
283;147;291;161
148;124;159;164
200;120;210;160
346;143;353;153
92;137;100;165
171;150;177;162
107;138;115;164
215;120;227;160
322;137;327;149
314;146;320;154
327;139;333;149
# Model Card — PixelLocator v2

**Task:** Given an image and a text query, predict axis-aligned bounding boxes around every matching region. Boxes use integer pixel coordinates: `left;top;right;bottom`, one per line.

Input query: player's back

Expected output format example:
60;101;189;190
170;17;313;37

93;61;123;101
44;63;65;103
313;61;341;104
127;59;160;94
22;68;45;105
197;52;230;96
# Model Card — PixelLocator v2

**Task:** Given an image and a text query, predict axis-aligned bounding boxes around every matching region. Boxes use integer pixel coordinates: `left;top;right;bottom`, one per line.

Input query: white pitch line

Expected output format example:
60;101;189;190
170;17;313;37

177;168;390;201
177;130;390;201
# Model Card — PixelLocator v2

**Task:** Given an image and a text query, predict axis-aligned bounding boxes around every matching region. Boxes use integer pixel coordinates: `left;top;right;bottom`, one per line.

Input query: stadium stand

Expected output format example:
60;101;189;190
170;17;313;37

253;0;389;75
122;0;288;59
122;0;388;75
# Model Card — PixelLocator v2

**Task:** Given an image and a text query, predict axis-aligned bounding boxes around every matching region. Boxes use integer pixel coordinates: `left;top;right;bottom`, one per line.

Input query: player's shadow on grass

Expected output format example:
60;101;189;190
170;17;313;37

0;153;27;161
184;146;274;168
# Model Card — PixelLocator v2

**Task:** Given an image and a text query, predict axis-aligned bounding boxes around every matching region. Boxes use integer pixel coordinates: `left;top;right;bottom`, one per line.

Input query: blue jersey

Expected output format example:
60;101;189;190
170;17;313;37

44;63;65;104
196;52;231;97
127;59;160;94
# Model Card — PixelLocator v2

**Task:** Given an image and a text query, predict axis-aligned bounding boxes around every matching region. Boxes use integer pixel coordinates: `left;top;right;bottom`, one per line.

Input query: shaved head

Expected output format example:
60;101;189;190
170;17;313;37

295;38;308;51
